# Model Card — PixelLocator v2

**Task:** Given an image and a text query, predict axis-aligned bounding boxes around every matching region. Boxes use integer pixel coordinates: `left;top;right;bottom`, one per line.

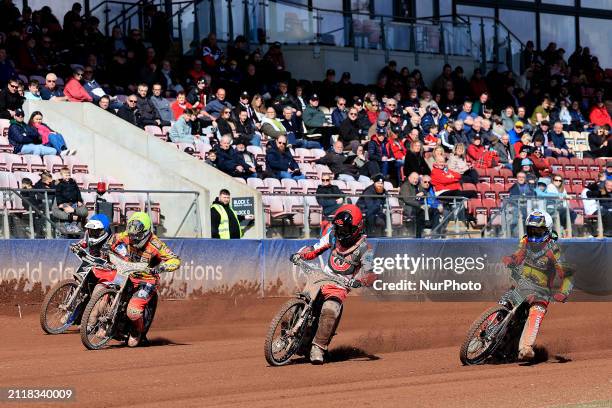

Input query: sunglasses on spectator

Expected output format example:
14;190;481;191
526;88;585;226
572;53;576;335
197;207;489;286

554;178;563;182
322;178;331;182
422;180;430;184
277;141;286;145
46;80;56;83
8;83;17;88
128;99;137;103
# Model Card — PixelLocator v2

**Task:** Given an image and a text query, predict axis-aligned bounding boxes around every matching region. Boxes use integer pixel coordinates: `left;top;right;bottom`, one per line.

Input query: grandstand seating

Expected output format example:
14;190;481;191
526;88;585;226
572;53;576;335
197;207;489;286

0;147;162;225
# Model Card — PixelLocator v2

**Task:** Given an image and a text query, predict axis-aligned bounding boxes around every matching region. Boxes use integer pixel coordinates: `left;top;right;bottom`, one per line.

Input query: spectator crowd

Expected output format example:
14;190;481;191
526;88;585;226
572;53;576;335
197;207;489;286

0;0;610;236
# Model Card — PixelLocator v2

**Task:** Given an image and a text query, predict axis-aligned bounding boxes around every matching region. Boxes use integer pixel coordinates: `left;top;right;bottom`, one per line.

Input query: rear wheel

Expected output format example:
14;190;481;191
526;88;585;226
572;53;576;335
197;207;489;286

460;305;510;365
80;287;118;350
264;298;308;366
40;280;82;334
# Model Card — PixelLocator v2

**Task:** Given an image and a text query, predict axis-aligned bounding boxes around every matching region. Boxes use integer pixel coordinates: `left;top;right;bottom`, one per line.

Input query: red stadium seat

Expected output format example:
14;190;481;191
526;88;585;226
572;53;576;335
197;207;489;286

1;153;24;172
499;168;513;178
563;164;576;172
557;157;570;165
467;198;481;214
479;175;492;184
461;182;477;191
43;155;64;173
492;175;505;185
569;157;582;166
563;171;578;184
476;183;490;195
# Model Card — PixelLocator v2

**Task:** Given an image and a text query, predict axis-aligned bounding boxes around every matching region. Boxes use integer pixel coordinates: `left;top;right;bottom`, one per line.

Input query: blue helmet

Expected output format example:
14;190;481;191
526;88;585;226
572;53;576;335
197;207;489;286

84;214;111;246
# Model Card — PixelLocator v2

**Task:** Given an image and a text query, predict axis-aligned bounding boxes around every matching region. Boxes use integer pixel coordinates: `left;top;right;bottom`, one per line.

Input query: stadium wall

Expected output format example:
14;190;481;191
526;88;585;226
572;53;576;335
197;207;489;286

281;45;479;86
1;239;610;302
23;101;264;239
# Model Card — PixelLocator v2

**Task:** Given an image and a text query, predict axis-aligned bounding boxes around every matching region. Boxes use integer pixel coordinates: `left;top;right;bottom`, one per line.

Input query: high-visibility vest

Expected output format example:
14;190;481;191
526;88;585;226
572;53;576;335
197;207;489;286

211;203;242;239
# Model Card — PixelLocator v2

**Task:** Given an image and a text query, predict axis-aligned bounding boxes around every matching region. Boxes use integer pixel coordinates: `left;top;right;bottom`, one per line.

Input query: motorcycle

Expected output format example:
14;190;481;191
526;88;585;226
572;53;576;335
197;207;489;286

79;252;158;350
39;244;109;334
264;258;357;366
459;266;543;365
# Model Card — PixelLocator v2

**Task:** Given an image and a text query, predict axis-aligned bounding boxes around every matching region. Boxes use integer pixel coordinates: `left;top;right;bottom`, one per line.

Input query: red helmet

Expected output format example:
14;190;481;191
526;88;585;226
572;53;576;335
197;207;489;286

332;204;364;246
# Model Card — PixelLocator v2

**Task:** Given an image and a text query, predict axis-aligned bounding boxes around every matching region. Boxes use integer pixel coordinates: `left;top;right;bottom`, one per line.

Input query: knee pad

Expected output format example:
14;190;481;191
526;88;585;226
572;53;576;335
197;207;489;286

321;299;342;319
126;302;144;322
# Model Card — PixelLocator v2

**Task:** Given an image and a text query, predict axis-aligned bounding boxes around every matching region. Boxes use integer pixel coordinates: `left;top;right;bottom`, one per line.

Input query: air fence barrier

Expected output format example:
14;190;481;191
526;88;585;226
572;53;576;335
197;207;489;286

1;238;610;306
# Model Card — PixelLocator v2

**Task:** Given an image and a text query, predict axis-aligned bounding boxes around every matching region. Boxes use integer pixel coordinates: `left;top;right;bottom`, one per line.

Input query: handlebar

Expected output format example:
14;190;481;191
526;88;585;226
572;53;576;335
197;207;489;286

294;258;354;289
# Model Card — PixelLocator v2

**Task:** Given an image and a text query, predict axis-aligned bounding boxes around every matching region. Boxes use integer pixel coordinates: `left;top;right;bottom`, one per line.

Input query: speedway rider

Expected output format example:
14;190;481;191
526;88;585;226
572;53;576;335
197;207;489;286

107;212;181;347
71;214;112;259
290;204;376;364
502;210;573;361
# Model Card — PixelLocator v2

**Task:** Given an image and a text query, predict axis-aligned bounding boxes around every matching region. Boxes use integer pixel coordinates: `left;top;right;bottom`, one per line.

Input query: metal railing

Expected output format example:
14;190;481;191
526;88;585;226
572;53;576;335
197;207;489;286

260;192;472;239
87;0;526;75
0;187;202;239
481;196;611;239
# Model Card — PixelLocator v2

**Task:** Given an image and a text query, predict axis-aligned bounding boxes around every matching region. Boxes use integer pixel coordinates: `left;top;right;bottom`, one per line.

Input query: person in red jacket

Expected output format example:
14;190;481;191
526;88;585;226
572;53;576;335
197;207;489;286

386;131;406;183
64;68;93;102
466;135;486;167
170;91;193;120
430;150;478;199
589;99;612;127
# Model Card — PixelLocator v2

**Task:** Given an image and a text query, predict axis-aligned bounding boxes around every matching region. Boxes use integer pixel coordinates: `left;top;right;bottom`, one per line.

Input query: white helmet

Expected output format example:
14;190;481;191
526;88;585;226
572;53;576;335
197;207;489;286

525;210;553;243
84;214;111;246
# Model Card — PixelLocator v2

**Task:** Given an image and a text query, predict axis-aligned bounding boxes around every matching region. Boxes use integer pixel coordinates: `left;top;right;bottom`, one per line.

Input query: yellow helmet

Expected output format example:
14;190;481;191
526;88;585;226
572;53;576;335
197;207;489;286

126;212;152;248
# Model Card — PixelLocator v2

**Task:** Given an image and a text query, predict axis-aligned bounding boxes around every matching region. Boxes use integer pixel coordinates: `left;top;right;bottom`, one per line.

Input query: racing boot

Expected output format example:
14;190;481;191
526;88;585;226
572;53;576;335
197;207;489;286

310;344;325;365
518;346;535;361
127;329;141;347
518;303;547;361
310;300;342;365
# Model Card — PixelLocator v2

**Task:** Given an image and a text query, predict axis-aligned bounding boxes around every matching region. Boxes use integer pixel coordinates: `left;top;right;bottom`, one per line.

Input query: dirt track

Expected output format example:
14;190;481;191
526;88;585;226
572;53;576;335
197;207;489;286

1;297;611;408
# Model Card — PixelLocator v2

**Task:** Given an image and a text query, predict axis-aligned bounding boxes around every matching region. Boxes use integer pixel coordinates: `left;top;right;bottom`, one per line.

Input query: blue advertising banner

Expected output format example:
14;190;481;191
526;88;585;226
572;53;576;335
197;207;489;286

0;238;610;302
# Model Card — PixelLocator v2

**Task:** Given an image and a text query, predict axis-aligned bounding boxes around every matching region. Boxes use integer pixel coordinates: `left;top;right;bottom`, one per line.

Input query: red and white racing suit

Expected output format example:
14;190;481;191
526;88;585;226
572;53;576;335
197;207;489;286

297;226;376;350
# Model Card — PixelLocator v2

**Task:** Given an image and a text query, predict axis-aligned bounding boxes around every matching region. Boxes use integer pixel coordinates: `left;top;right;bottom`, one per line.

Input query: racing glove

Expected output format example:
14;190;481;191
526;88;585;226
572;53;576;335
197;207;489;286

347;278;362;289
289;253;302;265
553;292;568;303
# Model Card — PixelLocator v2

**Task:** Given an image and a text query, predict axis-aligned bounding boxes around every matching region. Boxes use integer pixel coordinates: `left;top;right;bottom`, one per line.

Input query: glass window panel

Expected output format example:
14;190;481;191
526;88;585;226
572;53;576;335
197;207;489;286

374;0;392;16
351;0;370;13
579;17;612;68
456;6;495;61
416;0;433;18
313;0;342;10
581;0;612;8
440;0;452;17
540;13;575;54
499;9;536;45
456;5;494;17
542;0;574;5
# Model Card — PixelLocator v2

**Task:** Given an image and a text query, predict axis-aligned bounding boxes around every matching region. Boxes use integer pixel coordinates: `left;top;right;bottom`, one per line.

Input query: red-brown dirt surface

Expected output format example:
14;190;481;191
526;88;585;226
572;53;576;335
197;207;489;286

1;297;611;408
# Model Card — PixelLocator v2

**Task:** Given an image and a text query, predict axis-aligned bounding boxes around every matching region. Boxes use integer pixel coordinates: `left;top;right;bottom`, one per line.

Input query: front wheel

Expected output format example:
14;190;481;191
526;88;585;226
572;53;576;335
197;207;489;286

460;305;510;365
80;287;118;350
39;279;82;334
264;298;308;366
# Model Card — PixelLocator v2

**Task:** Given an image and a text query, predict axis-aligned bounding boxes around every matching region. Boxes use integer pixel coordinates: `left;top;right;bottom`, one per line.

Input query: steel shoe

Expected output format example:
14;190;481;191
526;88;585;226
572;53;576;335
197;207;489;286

310;344;325;365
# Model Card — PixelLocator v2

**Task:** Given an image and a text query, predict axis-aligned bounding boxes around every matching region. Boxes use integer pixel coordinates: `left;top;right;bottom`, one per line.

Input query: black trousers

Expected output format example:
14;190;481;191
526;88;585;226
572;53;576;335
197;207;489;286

414;207;441;238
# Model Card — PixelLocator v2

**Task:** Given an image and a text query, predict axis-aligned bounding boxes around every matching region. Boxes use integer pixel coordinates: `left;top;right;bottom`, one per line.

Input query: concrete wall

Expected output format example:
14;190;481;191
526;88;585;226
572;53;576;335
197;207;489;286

282;45;478;88
24;101;264;238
